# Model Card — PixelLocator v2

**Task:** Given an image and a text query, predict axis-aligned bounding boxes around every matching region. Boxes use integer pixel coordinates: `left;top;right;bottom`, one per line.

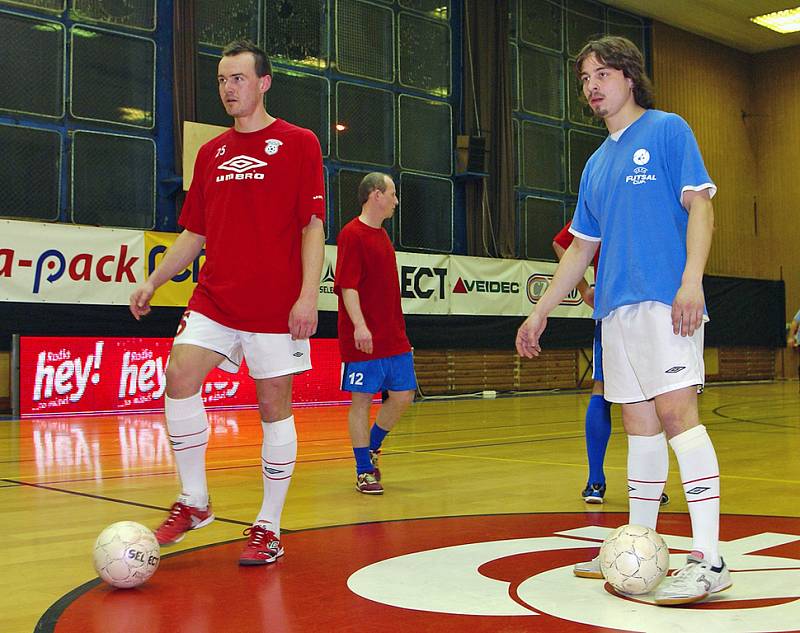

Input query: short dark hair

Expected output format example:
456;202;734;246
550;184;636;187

575;36;654;109
358;172;390;206
222;40;272;77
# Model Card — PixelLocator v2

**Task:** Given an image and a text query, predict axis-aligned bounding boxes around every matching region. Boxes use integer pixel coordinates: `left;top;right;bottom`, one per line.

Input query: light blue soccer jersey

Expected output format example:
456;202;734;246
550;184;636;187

570;109;715;320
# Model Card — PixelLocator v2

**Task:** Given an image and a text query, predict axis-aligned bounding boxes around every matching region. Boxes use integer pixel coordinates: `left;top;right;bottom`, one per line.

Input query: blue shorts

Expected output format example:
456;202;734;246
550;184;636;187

341;352;417;394
592;321;604;382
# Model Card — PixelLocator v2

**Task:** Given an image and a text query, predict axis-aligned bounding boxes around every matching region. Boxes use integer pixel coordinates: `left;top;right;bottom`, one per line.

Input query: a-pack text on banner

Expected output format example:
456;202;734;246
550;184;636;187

0;219;143;305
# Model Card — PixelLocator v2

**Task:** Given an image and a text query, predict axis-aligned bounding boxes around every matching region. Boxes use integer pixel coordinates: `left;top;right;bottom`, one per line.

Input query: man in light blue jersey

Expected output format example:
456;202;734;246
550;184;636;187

516;36;730;606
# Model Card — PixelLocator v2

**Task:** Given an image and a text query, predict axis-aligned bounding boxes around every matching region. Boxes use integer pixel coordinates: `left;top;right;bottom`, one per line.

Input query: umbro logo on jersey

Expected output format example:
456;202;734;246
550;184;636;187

216;155;267;182
665;366;686;373
293;352;304;357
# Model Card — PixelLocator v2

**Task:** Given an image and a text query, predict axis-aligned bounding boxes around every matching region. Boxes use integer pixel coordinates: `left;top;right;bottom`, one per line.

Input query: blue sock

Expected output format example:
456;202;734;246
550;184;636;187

354;447;372;474
369;424;389;452
585;395;612;484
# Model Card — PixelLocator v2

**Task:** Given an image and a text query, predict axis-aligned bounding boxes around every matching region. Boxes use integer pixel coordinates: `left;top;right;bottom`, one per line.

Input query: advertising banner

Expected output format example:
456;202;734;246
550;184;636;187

318;245;338;313
145;231;206;307
395;251;450;315
521;259;594;318
19;336;350;417
1;219;593;319
449;256;526;316
0;219;143;305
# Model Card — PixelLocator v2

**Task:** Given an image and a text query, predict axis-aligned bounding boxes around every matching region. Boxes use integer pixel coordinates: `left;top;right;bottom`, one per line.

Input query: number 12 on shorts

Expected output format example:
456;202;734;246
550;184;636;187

348;372;364;386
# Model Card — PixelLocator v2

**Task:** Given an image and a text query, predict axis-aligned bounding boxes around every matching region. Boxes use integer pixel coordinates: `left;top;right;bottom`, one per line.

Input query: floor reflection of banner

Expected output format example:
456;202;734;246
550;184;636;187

19;337;349;417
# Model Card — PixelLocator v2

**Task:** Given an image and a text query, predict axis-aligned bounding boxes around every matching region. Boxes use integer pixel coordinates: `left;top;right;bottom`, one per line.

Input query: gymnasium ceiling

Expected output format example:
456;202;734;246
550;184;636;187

602;0;800;53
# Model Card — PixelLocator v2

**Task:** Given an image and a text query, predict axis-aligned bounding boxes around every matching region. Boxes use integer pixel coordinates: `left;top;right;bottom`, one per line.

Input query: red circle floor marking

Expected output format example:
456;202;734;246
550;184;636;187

41;513;800;633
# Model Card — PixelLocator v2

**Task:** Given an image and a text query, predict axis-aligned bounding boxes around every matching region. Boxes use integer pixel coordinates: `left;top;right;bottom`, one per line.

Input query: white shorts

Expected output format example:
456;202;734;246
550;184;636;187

601;301;705;403
173;310;312;379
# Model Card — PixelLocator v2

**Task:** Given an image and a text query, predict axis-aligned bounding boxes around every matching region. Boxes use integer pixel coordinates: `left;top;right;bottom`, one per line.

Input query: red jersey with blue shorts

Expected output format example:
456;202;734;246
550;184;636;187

179;118;325;333
334;218;411;362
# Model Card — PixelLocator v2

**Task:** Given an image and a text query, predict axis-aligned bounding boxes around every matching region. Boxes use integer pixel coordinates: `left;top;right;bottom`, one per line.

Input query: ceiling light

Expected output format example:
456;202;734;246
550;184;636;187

750;6;800;33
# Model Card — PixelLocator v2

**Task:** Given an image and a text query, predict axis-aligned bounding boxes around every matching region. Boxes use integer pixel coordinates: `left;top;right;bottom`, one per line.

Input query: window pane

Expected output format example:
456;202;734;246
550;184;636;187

519;45;563;119
0;12;64;118
399;173;452;252
398;0;449;20
0;0;64;11
71;131;155;229
521;120;564;192
568;129;605;194
398;11;450;96
196;0;258;48
566;0;604;57
519;0;562;52
70;26;155;128
264;0;329;68
72;0;155;31
523;196;564;260
335;82;394;166
336;0;394;82
269;70;330;156
399;95;451;175
0;124;61;221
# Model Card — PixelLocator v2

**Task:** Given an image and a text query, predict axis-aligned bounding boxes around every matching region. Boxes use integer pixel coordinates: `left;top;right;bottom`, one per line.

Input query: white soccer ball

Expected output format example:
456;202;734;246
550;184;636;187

599;524;670;595
93;521;160;589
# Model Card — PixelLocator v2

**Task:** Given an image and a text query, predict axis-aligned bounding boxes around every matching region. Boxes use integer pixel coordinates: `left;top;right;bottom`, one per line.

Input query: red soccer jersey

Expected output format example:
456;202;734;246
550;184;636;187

554;220;600;271
179;119;325;332
334;218;411;362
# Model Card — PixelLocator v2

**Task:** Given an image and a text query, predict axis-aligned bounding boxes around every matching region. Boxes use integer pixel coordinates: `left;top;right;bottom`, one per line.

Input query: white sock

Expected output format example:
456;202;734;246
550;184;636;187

255;416;297;537
670;424;721;566
165;392;209;508
627;432;668;530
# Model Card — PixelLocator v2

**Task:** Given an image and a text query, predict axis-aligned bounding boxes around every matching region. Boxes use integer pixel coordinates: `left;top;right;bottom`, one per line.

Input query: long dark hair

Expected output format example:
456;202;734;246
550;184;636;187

575;36;654;109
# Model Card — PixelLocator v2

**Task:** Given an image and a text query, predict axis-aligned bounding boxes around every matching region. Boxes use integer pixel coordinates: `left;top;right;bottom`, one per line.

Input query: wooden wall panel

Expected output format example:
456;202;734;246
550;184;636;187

414;349;577;396
651;23;764;278
751;46;800;322
652;23;798;366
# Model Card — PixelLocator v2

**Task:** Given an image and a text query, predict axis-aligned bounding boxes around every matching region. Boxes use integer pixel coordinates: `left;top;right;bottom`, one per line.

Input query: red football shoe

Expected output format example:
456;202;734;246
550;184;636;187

239;525;284;566
154;500;214;546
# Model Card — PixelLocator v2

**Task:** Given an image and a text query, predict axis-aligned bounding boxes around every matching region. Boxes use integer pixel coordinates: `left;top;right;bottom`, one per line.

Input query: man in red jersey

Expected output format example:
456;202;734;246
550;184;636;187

335;173;416;495
129;40;325;565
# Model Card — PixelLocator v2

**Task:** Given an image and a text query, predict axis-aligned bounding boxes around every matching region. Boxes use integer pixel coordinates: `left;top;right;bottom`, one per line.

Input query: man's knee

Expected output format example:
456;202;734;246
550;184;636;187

256;376;293;421
387;389;415;408
166;349;214;398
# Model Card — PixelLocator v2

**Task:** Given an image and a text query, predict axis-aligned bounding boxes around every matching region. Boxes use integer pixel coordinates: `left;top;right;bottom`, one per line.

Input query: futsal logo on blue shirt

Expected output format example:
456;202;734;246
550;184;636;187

625;166;657;186
626;148;657;185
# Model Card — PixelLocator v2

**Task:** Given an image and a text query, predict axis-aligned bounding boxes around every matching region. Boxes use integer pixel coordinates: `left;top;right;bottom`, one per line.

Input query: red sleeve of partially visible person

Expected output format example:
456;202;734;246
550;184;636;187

554;219;600;271
553;220;574;251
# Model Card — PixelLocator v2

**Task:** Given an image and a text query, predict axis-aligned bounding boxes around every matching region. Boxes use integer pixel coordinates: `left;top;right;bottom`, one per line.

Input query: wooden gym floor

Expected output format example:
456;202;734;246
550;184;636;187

1;381;799;633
